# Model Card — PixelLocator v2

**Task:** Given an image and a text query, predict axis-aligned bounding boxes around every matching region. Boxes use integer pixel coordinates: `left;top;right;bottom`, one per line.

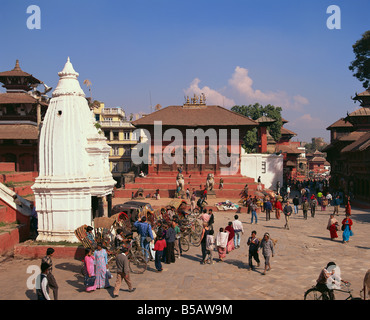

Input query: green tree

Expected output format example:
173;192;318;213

349;30;370;89
231;103;283;152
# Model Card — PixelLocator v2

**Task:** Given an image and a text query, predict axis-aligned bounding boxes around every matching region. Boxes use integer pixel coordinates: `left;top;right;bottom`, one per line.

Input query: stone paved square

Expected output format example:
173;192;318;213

0;194;369;301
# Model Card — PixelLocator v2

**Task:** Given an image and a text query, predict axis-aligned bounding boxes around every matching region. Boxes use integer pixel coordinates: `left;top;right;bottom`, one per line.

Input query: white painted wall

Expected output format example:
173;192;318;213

32;58;115;242
240;150;283;190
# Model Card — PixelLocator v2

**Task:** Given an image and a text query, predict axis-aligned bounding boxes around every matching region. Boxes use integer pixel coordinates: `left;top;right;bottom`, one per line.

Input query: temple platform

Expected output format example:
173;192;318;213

115;173;262;199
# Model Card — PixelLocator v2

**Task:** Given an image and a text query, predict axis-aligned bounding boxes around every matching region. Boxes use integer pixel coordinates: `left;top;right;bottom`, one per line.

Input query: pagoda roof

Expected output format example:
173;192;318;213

0;123;39;139
132;105;258;128
275;144;302;154
341;131;370;153
348;107;370;117
353;88;370;99
326;118;353;130
338;130;367;142
280;126;297;136
313;149;324;155
0;60;42;84
0;92;48;105
256;116;276;124
310;156;326;162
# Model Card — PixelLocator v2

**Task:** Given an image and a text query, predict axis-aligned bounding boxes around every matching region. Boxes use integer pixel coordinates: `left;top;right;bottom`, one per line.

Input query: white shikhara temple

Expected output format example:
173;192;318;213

32;58;115;242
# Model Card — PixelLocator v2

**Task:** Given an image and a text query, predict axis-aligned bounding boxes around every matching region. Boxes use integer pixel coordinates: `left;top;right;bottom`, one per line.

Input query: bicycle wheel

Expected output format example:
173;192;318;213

192;207;200;217
180;236;190;252
304;287;329;300
189;232;201;247
132;245;151;260
193;220;202;234
129;251;147;274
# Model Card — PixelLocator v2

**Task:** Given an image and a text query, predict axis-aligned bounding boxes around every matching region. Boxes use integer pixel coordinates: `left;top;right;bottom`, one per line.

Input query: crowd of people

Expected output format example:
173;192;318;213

34;176;357;300
240;178;354;243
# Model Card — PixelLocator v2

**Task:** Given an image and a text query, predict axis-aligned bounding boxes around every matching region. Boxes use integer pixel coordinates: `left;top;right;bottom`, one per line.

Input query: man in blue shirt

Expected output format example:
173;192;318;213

134;216;153;261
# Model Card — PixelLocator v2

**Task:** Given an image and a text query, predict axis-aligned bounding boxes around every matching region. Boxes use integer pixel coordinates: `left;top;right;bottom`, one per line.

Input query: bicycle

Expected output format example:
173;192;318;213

178;234;190;252
304;282;361;300
107;237;148;274
179;219;202;247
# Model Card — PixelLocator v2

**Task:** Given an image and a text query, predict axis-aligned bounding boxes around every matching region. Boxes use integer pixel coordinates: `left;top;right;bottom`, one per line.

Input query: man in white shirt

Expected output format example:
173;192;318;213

326;193;332;206
232;215;244;248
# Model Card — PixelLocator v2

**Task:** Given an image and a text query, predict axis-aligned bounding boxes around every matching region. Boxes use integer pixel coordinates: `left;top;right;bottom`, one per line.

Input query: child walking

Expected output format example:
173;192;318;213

153;234;167;272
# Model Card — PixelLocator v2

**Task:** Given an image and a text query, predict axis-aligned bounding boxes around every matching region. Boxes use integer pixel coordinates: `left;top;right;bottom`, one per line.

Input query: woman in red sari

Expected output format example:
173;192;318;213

225;222;235;253
345;201;351;216
275;199;282;219
327;214;338;240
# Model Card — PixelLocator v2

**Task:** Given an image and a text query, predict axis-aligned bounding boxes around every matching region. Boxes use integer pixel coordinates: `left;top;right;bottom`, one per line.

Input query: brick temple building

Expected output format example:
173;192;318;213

0;60;49;172
271;118;307;182
324;87;370;202
115;95;262;198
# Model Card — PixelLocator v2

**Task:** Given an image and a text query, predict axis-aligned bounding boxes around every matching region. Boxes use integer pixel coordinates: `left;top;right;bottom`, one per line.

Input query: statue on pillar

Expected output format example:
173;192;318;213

176;173;185;192
206;173;215;191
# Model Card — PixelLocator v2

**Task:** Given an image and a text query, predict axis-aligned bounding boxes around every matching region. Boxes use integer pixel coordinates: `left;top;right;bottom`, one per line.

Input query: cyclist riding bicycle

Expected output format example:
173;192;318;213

316;261;349;300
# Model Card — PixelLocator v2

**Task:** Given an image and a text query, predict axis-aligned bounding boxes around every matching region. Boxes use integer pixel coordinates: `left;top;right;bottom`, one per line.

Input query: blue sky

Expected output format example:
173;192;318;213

0;0;369;142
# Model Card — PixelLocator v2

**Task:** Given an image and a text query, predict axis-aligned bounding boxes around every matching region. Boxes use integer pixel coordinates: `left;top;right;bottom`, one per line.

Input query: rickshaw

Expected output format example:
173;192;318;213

165;199;189;220
164;199;203;247
75;215;149;274
110;201;155;232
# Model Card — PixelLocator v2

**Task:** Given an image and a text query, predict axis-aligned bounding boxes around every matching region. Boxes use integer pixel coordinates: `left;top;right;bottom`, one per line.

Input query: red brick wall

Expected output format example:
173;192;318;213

0;224;29;255
14;244;86;260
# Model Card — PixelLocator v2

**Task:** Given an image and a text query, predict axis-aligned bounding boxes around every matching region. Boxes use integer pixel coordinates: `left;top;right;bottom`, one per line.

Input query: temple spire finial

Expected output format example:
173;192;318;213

12;59;22;71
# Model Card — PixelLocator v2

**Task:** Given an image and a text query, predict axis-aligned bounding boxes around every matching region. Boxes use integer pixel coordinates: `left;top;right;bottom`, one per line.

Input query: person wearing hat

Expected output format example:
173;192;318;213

113;246;136;297
259;233;275;275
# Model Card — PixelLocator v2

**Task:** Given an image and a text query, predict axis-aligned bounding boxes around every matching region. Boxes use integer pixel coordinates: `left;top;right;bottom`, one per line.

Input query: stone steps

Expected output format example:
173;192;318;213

117;173;262;199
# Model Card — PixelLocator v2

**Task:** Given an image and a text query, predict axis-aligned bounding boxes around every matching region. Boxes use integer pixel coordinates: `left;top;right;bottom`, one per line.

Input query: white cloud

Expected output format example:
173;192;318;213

228;66;309;110
184;66;309;111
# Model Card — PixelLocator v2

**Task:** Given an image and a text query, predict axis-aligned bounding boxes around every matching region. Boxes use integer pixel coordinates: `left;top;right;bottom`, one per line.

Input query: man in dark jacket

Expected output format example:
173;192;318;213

264;199;273;221
283;201;293;230
165;222;176;264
